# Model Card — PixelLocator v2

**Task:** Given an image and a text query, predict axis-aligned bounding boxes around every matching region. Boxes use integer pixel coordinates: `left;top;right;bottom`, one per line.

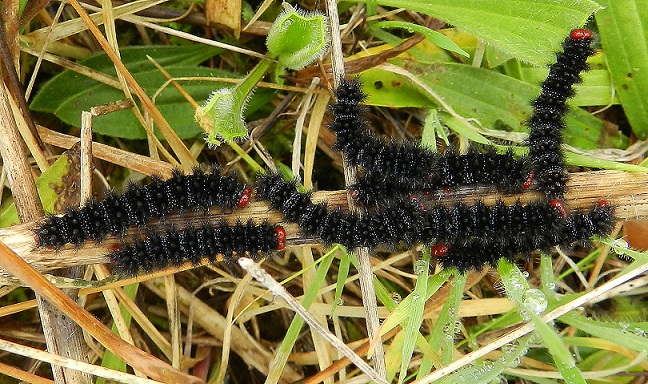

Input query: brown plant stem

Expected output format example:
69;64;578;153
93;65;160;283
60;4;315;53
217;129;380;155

0;170;644;279
0;169;642;279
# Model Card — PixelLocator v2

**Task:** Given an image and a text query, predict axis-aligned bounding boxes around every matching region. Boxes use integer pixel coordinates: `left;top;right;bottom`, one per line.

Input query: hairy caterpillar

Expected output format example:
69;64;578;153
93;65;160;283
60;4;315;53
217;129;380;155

527;29;594;198
330;29;593;204
109;221;285;276
434;201;614;271
255;173;614;270
35;166;251;248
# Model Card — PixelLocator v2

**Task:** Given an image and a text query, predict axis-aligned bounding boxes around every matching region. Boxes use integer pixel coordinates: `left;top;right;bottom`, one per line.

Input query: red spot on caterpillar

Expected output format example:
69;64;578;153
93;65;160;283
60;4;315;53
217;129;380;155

407;194;424;209
570;29;592;40
549;199;568;218
431;243;449;257
275;226;286;250
350;189;360;201
237;185;252;208
275;226;286;241
597;200;609;208
522;171;534;190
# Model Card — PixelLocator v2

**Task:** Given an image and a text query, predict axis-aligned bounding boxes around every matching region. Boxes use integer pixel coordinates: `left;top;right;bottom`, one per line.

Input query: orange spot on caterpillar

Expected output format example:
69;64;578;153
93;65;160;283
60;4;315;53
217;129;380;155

275;226;287;250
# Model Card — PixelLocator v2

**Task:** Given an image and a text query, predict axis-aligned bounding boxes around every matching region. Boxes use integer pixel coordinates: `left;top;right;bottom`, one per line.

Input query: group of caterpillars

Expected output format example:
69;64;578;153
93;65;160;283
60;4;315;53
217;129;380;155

34;28;615;275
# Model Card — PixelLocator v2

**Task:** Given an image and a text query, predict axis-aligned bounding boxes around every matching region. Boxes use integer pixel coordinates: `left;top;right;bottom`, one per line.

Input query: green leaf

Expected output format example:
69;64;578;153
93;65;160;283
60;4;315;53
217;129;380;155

379;270;451;338
264;252;335;383
348;0;602;65
596;0;648;139
361;62;627;149
355;69;431;108
560;312;648;354
530;312;587;384
371;21;469;57
266;3;329;70
31;45;222;112
30;45;274;140
32;66;275;140
398;259;429;384
599;237;648;265
0;151;74;227
421;109;445;150
565;152;647;171
434;336;533;384
331;250;352;315
498;260;586;383
521;66;617;107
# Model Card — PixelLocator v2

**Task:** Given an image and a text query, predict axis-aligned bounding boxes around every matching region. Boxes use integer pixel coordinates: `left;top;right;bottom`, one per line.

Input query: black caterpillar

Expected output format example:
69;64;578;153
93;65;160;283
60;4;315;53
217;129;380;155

527;29;594;198
329;79;532;197
432;201;615;271
34;166;251;248
350;149;532;207
109;221;286;276
256;173;422;248
329;77;439;182
331;29;594;204
255;173;615;270
328;79;530;190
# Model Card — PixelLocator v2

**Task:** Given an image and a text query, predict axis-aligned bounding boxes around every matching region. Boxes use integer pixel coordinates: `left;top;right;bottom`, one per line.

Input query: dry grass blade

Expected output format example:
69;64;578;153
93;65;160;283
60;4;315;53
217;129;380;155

0;241;202;384
325;0;388;377
67;0;195;169
0;338;161;384
238;257;389;384
142;278;302;382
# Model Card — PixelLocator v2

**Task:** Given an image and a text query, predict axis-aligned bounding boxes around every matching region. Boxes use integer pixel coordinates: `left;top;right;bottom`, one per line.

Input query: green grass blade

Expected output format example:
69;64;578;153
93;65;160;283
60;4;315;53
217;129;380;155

530;312;587;384
378;270;452;338
499;260;586;383
331;248;352;315
397;257;429;384
371;21;469;57
596;0;648;139
416;272;466;378
434;336;532;384
264;251;335;384
560;312;648;353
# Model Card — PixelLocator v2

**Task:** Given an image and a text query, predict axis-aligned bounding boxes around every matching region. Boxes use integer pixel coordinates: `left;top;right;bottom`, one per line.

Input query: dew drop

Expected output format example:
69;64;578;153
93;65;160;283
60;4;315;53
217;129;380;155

522;288;548;315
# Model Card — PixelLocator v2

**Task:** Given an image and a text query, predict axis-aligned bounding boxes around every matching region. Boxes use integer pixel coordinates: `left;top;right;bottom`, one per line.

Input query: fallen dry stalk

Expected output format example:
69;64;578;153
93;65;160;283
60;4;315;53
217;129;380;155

0;170;645;278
